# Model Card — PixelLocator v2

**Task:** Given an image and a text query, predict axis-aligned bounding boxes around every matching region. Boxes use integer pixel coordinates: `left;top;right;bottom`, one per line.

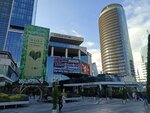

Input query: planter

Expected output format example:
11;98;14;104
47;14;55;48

52;109;57;113
0;101;29;109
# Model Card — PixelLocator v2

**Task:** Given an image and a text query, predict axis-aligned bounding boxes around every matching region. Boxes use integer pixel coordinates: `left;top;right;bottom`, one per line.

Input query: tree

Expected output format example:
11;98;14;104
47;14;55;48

147;34;150;103
52;82;58;110
103;85;108;98
122;87;127;100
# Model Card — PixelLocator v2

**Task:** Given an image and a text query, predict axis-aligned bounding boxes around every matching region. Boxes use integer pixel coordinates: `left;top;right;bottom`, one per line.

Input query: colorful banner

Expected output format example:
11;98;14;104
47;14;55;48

53;58;81;74
81;62;90;75
20;25;49;79
53;58;90;75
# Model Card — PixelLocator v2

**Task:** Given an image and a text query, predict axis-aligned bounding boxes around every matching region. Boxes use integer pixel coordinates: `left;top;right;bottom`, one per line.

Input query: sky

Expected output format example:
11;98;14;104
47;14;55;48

35;0;150;74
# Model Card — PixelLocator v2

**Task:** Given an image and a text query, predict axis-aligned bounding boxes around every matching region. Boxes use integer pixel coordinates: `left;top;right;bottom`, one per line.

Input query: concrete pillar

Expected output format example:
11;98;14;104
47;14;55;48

108;87;112;99
78;49;81;59
65;48;68;58
51;47;54;56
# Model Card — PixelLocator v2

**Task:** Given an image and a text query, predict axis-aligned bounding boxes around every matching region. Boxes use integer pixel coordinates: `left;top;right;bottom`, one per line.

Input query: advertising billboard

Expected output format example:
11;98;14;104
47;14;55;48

20;25;49;79
81;62;90;75
53;58;80;74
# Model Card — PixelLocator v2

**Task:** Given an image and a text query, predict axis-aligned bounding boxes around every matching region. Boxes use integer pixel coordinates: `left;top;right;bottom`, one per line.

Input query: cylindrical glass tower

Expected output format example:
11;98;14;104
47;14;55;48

99;3;135;77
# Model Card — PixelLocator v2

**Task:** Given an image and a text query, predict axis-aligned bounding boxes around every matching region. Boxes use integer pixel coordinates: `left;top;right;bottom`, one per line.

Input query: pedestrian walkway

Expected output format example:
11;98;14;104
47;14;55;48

0;98;149;113
63;98;148;113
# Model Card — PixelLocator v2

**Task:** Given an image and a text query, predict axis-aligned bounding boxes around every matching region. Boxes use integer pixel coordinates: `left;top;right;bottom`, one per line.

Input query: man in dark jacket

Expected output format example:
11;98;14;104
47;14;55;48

58;94;63;112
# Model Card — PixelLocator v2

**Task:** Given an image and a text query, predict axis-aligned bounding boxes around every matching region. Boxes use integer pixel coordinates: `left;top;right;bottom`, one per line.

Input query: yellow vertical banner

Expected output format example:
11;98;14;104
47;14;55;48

20;25;49;80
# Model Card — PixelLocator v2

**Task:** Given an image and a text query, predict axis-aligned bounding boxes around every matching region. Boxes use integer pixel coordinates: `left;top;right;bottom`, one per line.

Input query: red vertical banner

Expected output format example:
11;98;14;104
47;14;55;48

81;63;90;75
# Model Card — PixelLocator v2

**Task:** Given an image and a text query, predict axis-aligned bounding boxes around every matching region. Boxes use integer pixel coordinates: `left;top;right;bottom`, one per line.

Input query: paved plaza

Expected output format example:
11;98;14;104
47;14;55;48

0;98;149;113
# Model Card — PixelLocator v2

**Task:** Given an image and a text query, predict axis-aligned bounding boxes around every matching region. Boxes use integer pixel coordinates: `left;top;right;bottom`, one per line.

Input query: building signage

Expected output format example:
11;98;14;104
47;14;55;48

20;25;49;79
53;58;80;74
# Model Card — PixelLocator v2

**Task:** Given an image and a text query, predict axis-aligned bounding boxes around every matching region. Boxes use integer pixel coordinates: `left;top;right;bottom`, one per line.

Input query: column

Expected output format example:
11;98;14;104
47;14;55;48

108;87;112;99
51;47;54;56
65;48;68;58
78;49;81;59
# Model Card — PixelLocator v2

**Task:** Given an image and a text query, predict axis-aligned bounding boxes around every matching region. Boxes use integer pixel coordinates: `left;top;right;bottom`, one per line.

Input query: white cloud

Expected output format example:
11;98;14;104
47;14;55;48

123;0;150;71
88;49;102;73
71;29;82;37
81;41;102;73
81;41;95;47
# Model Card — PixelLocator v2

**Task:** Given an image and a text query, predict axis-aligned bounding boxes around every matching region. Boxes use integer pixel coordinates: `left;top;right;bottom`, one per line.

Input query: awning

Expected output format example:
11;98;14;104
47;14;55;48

0;74;14;83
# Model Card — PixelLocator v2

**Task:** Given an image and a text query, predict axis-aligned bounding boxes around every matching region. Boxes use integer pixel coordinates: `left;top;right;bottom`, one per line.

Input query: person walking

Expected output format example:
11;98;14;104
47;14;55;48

122;87;127;104
58;94;63;112
132;91;136;101
96;88;102;104
142;93;149;110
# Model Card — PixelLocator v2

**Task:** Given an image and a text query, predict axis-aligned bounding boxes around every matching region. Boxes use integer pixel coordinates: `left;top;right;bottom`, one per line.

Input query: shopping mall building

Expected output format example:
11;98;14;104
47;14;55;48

0;25;92;86
46;32;92;85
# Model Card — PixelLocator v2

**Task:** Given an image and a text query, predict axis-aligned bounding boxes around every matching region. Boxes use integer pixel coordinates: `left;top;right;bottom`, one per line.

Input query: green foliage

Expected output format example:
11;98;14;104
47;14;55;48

147;34;150;103
52;82;58;110
61;92;67;97
43;81;49;86
111;89;122;98
147;87;150;103
104;87;108;98
9;94;28;102
9;94;22;102
0;93;28;102
122;87;127;100
0;93;9;102
66;93;80;98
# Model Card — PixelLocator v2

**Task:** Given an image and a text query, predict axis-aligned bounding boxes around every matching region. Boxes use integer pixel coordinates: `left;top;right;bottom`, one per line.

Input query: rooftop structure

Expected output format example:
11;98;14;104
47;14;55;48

50;32;84;45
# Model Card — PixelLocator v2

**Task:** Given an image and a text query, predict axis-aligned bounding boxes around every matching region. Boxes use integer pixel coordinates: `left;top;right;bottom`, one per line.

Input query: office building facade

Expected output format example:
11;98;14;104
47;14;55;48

0;0;13;50
4;0;38;66
92;63;98;76
140;45;147;82
0;51;18;86
99;4;135;78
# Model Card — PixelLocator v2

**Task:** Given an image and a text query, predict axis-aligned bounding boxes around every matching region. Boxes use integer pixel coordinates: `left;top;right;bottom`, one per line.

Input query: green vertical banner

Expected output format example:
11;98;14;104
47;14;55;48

20;25;49;80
